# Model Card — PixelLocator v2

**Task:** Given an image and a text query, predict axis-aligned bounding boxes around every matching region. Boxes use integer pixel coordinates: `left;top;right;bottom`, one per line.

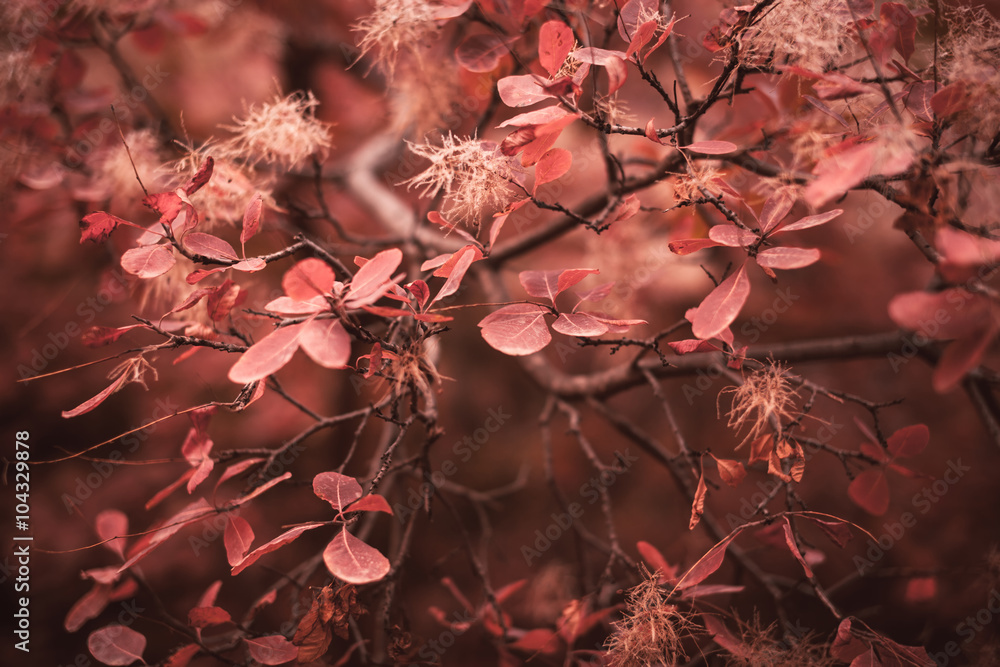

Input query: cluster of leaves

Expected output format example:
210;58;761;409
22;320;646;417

11;0;1000;664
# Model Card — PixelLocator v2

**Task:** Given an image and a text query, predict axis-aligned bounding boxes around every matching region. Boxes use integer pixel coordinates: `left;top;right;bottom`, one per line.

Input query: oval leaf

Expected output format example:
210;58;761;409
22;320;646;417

227;324;304;384
533;148;572;194
245;635;298;665
299;318;351;369
478;303;552;356
183;232;238;261
692;263;750;340
887;424;929;458
848;469;890;516
121;245;175;279
538;21;574;76
756;247;821;270
241;192;263;246
88;625;146;666
224;514;255;567
323;528;391;584
551;312;609;337
282;258;334;300
313;471;363;511
685;141;738;155
346;248;402;307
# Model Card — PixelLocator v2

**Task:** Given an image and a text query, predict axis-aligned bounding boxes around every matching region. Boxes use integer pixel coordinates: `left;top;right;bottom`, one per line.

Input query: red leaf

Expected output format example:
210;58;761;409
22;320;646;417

667;339;719;355
603;55;628;94
497;74;553;107
930;82;967;118
225;514;255;566
245;635;298;665
183;156;214;195
703;615;752;659
87;625;147;666
299;318;351;369
405;280;430;309
62;372;131;418
121;245;175;278
282;258;334;300
120;499;214;572
66;583;111;632
692;263;750;340
498;106;574;128
669;238;722;255
636;541;677;581
95;510;128;558
520;268;598;304
431;246;477;305
478;304;551;355
313;471;363;511
183;232;238;261
711;455;746;487
644;118;664;144
231;522;325;576
625;19;657;61
509;628;560;654
689;459;708;529
538;21;574;77
188;606;232;628
709;225;759;247
81;325;142;348
685;141;737;155
802;515;854;548
759;188;796;234
81;212;128;244
606;193;641;225
227;323;304;384
781;517;813;577
264;296;326;316
676;525;751;589
456;33;510;72
849;469;890;515
346;494;394;515
552;312;609;337
164;643;199;667
345;248;402;308
207;280;240;321
227;472;292;507
233;257;266;272
323;528;391;584
241;192;263;248
887;424;929;458
533;148;572;194
756;247;821;270
776;208;843;233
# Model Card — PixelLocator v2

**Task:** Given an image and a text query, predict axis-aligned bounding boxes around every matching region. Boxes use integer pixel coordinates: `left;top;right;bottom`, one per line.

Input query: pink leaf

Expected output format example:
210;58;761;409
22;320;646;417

282;258;334;300
478;303;552;356
183;156;214;195
692;263;750;340
848;469;890;516
313;471;363;511
62;372;132;418
552;312;609;337
606;193;641;225
533;148;572;195
538;21;574;77
119;499;214;572
570;46;628;65
183;232;238;261
498;106;573;128
227;324;304;384
345;248;402;308
232;257;266;272
431;246;477;305
264;296;326;316
520;268;598;304
241;192;263;247
66;583;111;632
95;510;129;558
756;247;821;270
603;56;628;94
245;635;298;665
497;74;553;107
625;19;657;61
777;208;843;233
667;339;719;355
121;245;175;279
231;522;325;576
323;528;391;584
224;515;255;567
685;141;737;155
88;625;146;666
298;318;351;369
759;189;796;234
887;424;929;458
188;606;231;629
709;225;759;247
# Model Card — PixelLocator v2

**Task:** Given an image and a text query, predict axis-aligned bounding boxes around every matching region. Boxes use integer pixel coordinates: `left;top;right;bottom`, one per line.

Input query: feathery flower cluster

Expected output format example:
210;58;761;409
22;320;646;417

723;362;799;448
605;571;690;667
406;133;520;226
941;5;1000;140
734;0;862;71
220;91;332;169
353;0;442;78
